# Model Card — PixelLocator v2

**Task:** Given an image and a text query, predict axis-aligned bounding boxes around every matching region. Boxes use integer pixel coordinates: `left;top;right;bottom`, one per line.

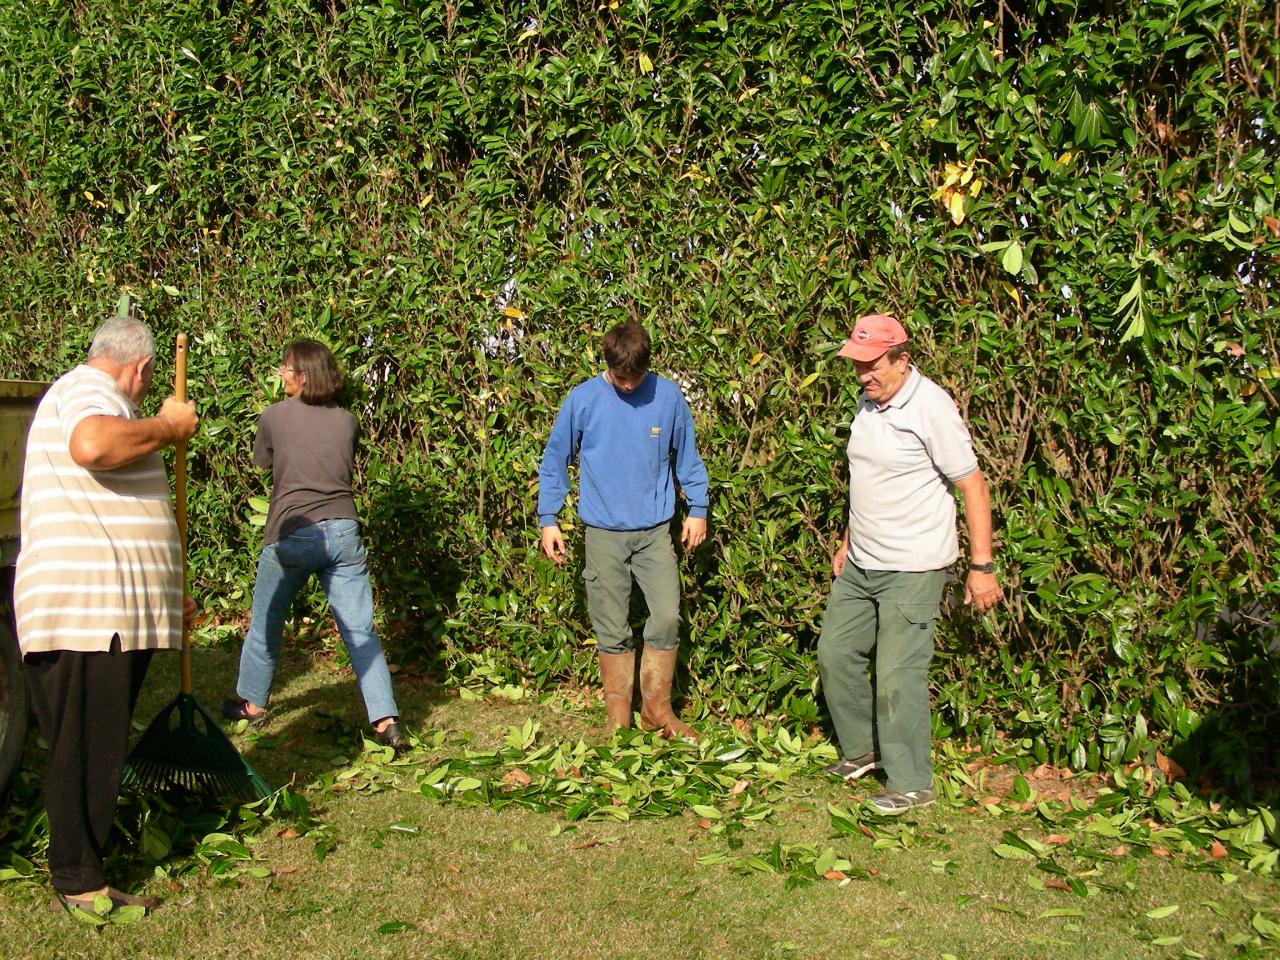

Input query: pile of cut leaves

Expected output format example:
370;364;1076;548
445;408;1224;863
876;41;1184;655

0;771;327;926
2;709;1277;941
307;715;1280;890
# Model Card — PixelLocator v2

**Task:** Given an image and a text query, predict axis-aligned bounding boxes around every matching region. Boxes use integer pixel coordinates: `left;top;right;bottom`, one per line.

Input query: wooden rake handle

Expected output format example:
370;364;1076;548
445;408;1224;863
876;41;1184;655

174;333;192;694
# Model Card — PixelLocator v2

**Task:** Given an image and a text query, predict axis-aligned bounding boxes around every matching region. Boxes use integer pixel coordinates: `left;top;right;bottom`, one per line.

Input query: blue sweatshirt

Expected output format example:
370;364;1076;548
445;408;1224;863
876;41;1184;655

538;373;710;531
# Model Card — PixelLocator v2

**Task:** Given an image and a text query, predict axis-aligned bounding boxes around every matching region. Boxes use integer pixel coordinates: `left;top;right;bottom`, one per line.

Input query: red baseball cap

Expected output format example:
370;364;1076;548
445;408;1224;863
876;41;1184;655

837;314;908;361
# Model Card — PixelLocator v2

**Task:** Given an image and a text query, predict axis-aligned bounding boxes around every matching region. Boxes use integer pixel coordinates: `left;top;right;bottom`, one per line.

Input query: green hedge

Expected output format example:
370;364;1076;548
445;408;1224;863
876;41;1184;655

1;0;1277;790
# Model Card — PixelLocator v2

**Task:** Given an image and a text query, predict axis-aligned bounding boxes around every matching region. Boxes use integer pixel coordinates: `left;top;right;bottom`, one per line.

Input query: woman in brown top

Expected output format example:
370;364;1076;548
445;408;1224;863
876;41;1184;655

222;340;403;749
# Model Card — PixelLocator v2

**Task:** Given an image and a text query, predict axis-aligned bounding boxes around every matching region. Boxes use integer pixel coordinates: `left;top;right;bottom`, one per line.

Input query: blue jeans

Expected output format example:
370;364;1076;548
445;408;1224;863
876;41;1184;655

236;518;398;723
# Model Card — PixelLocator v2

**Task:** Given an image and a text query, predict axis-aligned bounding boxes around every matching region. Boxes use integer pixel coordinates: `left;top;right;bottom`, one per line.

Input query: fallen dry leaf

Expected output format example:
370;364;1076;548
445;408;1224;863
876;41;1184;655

1210;841;1229;859
824;870;847;881
697;819;712;830
1265;215;1280;237
273;866;299;876
1043;834;1071;846
731;779;750;797
446;864;460;873
1156;752;1186;782
1151;846;1172;858
1044;879;1072;891
980;796;1002;806
1108;845;1130;857
502;768;532;787
277;827;300;840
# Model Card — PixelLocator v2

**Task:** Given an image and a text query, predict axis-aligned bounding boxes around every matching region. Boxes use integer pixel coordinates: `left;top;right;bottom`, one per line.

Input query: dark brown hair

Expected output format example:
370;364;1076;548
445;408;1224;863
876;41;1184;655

283;339;344;405
601;321;651;378
886;341;911;362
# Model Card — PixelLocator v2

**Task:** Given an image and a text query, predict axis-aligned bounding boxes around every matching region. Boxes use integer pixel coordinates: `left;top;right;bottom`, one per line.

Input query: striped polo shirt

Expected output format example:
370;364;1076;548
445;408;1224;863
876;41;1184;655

14;365;182;655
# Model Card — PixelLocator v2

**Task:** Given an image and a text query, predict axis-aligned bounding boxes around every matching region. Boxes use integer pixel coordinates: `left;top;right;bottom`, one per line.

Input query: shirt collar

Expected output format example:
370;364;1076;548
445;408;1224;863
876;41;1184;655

78;363;139;414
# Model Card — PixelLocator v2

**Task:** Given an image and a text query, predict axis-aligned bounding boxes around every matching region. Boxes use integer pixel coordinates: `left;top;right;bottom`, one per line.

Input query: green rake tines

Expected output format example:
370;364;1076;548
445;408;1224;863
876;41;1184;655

122;692;271;803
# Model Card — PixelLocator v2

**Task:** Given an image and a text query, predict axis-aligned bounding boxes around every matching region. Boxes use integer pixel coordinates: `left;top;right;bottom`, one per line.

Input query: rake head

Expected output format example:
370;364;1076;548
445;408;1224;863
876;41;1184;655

123;693;271;804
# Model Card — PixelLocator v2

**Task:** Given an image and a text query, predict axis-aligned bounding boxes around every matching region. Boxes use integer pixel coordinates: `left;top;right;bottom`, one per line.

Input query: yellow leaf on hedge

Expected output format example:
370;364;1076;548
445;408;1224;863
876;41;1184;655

750;352;765;365
948;192;966;225
799;371;820;389
1257;366;1280;380
638;52;653;73
502;306;525;320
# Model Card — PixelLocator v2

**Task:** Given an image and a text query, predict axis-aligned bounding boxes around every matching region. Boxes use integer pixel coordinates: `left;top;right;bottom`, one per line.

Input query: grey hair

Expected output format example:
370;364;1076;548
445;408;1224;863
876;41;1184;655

87;317;155;364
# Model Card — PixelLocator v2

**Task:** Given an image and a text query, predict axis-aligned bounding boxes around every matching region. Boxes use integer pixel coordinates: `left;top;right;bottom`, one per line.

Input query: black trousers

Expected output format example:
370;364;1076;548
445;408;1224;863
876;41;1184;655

24;636;154;895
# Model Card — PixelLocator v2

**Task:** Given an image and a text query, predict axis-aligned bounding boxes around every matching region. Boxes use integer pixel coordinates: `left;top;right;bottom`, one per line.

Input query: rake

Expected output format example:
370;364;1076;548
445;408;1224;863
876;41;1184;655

122;332;271;803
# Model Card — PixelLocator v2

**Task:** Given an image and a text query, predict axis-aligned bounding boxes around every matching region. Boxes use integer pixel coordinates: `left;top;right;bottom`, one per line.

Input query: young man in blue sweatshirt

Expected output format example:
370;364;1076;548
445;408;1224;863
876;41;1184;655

538;321;709;739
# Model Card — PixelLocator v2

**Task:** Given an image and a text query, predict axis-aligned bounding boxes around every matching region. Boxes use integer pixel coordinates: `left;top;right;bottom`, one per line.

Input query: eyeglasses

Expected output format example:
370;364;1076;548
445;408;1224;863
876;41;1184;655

278;363;298;374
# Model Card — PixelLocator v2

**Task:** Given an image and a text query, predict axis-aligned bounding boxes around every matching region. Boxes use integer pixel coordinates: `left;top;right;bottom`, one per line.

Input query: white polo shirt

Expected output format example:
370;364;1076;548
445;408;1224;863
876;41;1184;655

845;366;978;572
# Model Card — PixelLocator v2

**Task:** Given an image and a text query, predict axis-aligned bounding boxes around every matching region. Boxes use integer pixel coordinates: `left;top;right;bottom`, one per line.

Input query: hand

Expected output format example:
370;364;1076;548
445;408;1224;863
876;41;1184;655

680;516;707;551
831;547;846;578
182;594;197;628
964;570;1002;613
159;397;199;443
541;524;567;565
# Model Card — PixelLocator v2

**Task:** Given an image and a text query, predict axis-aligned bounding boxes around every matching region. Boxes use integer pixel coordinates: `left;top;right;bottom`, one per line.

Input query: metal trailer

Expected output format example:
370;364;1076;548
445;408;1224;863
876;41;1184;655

0;379;49;795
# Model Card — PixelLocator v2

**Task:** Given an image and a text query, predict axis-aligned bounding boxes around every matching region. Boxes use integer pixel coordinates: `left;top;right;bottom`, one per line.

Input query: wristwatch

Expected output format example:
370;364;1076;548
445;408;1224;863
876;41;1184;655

968;561;995;574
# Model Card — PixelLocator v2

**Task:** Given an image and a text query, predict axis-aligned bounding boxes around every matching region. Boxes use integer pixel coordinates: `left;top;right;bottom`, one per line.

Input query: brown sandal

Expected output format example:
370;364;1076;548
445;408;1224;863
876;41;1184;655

54;887;162;916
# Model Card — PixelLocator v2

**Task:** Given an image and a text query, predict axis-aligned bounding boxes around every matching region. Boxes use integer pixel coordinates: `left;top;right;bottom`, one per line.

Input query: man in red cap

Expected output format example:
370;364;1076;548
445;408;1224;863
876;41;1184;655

817;313;1001;814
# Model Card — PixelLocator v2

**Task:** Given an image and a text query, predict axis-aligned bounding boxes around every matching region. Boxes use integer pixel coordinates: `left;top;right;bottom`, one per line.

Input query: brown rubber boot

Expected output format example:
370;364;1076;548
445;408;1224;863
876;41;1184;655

638;646;699;741
598;651;636;736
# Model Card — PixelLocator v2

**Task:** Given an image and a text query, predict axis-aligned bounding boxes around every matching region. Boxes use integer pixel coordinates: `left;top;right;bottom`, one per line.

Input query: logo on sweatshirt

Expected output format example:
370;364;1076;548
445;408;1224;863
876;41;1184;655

650;426;661;438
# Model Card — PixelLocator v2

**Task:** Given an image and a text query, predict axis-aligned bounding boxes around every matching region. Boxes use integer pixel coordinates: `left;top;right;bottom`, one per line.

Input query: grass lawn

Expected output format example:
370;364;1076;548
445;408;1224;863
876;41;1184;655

1;642;1276;960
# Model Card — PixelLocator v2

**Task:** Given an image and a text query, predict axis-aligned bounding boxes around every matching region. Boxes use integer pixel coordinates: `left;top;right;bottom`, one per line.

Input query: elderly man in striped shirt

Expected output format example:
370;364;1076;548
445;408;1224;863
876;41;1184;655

15;314;197;916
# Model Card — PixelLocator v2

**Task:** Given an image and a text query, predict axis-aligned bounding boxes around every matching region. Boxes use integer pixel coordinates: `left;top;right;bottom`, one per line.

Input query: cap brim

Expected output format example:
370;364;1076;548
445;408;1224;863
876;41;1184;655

837;341;888;362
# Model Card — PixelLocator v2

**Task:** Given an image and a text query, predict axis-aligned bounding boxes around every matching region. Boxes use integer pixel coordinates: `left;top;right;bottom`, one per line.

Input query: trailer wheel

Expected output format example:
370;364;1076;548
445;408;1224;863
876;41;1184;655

0;606;26;797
